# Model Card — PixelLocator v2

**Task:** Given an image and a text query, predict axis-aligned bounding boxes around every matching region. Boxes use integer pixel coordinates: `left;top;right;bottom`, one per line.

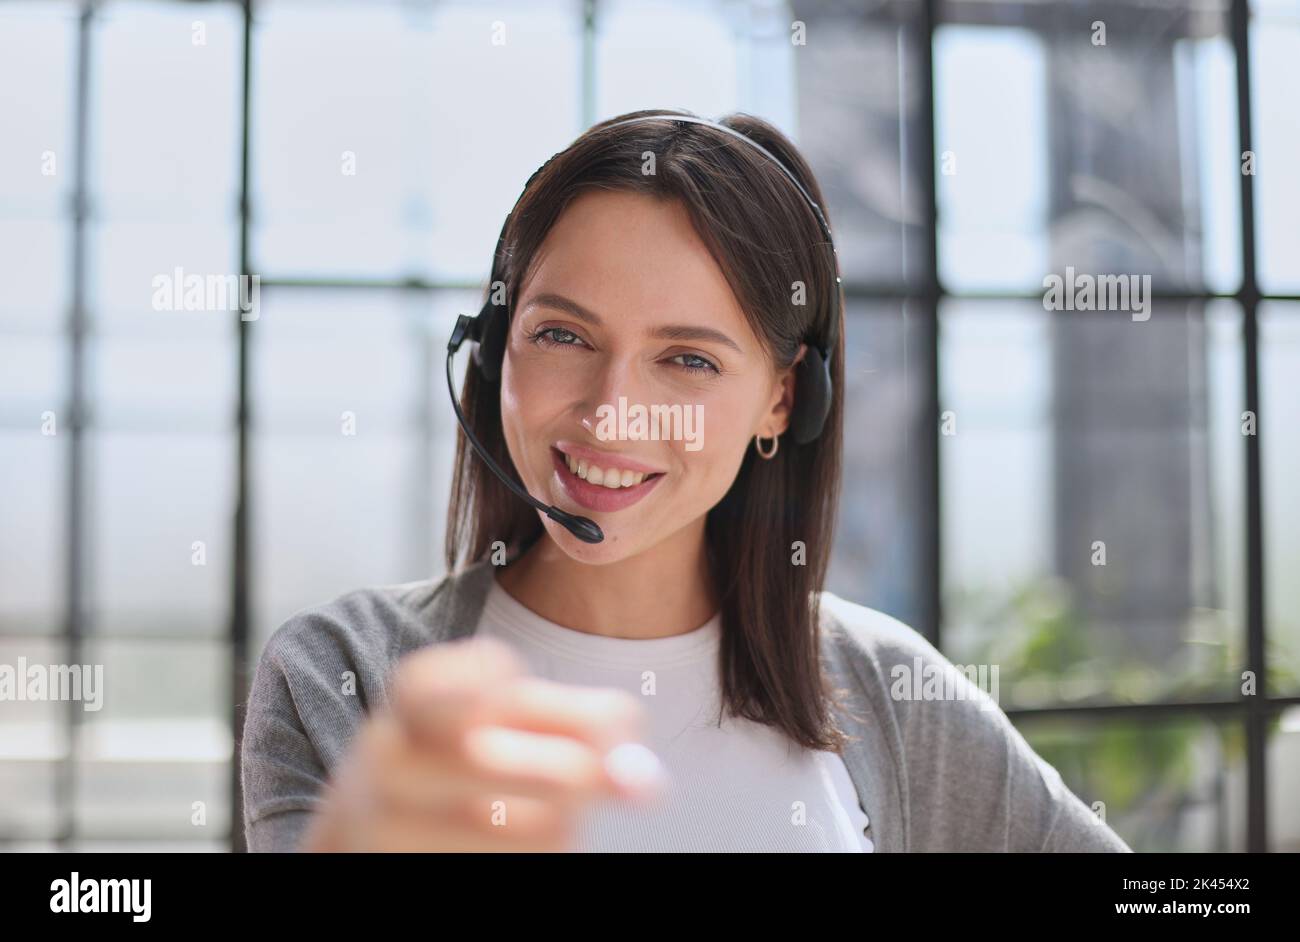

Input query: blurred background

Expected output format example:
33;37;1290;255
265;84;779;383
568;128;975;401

1;0;1297;852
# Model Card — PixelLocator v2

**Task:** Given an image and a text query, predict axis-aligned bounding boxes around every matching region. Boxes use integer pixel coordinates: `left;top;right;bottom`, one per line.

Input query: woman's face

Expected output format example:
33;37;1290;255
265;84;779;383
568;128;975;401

500;188;801;564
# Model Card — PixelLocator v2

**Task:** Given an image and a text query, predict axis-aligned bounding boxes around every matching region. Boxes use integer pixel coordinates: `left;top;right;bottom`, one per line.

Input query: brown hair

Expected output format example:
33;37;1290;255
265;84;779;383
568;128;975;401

445;108;849;751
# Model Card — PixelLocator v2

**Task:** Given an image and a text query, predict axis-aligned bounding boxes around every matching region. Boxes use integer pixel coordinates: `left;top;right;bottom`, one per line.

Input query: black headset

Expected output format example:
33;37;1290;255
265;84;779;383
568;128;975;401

447;113;842;544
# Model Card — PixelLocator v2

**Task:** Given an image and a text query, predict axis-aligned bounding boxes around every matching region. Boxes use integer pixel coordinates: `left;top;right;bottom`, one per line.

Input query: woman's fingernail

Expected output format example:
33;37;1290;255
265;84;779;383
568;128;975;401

604;742;668;799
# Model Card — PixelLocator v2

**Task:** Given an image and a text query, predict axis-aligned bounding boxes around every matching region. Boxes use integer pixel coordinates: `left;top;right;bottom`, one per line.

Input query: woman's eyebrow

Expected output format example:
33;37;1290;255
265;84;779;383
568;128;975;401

521;292;743;354
651;323;743;355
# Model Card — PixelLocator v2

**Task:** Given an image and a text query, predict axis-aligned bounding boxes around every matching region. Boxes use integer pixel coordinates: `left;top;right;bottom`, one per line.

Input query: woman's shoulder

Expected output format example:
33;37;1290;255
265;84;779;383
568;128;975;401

257;560;496;677
814;587;1008;761
261;577;441;664
816;588;1131;851
816;589;953;677
244;562;497;769
240;570;491;838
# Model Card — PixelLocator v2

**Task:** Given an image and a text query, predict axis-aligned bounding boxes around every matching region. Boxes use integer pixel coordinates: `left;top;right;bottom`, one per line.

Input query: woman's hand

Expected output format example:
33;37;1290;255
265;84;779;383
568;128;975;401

301;636;665;852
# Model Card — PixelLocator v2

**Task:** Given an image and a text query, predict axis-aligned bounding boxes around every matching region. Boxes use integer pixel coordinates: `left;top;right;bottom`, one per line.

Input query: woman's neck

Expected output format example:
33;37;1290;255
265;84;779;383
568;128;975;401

494;521;719;640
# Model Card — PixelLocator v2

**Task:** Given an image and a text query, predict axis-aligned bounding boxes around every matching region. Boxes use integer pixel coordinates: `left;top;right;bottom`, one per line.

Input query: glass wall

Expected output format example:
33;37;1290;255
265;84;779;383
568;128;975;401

0;0;1295;852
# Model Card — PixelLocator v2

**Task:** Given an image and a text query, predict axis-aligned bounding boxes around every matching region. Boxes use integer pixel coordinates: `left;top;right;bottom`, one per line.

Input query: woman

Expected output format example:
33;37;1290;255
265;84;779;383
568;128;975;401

240;108;1131;853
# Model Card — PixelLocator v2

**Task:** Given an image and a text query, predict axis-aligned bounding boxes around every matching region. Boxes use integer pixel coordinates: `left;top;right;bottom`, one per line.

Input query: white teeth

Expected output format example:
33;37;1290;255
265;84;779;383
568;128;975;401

562;453;650;489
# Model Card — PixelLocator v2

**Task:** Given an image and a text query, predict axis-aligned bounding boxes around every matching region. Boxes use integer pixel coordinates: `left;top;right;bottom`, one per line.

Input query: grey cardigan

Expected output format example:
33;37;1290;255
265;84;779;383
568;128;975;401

240;559;1132;853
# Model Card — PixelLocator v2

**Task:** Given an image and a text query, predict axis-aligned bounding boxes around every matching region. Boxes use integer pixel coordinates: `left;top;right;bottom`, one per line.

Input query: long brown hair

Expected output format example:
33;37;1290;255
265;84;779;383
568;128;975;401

445;108;848;752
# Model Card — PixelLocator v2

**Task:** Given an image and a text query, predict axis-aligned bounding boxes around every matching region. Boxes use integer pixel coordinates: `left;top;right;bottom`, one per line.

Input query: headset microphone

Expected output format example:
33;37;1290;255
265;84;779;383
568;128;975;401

446;314;606;544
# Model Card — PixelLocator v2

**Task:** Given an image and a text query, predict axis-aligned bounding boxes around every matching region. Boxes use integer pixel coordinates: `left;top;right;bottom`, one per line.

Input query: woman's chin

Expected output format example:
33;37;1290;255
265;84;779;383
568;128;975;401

541;514;642;564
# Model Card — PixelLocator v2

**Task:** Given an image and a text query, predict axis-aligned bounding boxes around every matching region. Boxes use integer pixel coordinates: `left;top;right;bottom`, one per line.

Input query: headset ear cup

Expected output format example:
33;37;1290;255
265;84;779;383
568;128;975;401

474;301;508;383
790;345;832;444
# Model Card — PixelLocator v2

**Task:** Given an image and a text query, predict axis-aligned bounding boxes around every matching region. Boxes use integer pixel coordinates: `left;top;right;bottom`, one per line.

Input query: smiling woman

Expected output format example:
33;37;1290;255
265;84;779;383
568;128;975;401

239;108;1131;853
447;112;844;748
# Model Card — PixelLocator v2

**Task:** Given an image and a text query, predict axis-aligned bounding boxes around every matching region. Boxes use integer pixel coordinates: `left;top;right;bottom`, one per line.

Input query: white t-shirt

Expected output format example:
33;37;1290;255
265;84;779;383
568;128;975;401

479;576;874;852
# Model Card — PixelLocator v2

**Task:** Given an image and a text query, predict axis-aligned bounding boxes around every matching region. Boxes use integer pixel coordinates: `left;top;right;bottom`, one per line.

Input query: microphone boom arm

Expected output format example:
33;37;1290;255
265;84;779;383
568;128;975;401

446;315;605;544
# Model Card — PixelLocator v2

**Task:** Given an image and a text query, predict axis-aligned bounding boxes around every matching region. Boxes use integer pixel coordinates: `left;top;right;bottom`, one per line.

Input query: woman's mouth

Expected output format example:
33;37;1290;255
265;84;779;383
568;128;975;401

550;446;666;514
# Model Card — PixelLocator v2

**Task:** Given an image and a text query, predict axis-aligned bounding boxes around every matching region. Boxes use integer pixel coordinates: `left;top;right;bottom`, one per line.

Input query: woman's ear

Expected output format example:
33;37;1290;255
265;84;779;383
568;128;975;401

759;343;807;438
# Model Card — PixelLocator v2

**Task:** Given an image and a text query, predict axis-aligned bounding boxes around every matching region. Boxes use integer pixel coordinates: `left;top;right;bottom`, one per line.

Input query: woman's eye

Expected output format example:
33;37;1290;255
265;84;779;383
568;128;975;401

530;326;586;348
529;328;718;375
670;352;721;375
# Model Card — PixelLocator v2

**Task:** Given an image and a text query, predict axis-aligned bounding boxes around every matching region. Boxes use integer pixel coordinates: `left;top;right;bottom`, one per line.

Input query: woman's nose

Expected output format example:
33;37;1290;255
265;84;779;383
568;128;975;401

578;355;652;429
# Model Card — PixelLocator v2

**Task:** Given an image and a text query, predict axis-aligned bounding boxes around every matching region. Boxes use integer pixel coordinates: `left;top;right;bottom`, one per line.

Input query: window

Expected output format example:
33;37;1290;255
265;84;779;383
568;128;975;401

1;0;1294;852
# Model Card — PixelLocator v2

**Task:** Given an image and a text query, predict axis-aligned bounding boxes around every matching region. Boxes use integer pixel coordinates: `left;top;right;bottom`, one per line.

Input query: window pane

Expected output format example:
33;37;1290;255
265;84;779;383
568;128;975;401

0;2;77;218
88;432;234;637
0;334;66;412
941;300;1246;707
1250;1;1300;293
0;219;68;328
88;325;235;431
89;1;242;221
596;0;752;119
1272;705;1300;850
0;432;66;636
253;0;579;281
829;300;926;627
935;24;1049;293
68;839;227;851
0;638;67;840
0;761;60;842
1261;303;1300;695
251;289;471;649
788;0;925;289
1016;714;1245;852
937;0;1240;294
75;639;229;839
90;221;239;326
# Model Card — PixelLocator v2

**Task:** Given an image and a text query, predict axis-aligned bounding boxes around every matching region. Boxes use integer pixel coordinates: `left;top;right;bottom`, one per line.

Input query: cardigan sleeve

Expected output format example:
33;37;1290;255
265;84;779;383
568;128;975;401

823;595;1132;852
237;575;466;852
901;658;1130;851
239;631;333;852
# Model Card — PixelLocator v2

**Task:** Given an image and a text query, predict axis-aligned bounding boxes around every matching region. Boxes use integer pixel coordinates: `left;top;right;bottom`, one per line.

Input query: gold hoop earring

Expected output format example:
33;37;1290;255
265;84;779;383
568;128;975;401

755;434;779;459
